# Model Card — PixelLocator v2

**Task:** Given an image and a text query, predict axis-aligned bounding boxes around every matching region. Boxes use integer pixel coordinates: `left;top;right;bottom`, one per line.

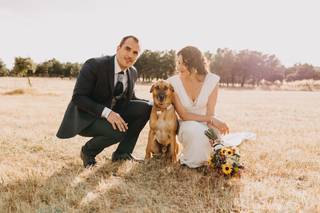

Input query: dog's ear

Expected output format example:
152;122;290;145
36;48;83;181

150;84;155;93
169;84;174;92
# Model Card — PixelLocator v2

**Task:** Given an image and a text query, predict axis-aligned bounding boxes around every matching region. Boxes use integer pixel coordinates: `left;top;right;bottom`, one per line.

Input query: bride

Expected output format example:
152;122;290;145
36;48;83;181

167;46;255;168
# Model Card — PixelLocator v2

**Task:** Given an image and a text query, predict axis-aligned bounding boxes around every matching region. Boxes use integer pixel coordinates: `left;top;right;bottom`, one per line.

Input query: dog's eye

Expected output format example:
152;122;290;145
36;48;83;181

155;86;160;90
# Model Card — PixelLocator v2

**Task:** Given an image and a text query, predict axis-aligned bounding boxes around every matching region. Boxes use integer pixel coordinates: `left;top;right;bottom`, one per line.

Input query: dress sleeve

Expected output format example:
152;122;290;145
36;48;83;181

167;75;178;91
207;73;220;94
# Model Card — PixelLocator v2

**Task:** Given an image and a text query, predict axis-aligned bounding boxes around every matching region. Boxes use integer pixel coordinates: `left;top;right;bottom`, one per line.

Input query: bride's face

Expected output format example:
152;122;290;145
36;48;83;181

176;55;189;77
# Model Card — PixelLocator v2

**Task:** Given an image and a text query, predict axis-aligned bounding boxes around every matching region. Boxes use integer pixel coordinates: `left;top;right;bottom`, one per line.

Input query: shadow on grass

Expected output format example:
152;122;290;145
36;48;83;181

0;161;122;212
0;158;241;212
80;158;241;212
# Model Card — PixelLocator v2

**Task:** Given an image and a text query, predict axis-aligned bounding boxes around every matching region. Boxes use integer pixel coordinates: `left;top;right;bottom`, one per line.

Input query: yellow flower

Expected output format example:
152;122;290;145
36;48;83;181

225;148;234;157
220;147;228;156
220;147;234;157
222;163;233;175
208;158;215;168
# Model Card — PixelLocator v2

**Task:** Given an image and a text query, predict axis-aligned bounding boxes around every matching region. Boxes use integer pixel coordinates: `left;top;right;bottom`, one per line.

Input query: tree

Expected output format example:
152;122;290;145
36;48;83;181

66;63;82;77
261;54;284;83
66;62;81;78
135;50;152;82
235;50;254;87
159;50;176;79
47;58;64;77
295;64;315;80
12;57;36;86
135;50;162;82
210;48;237;86
314;67;320;80
285;64;315;81
0;59;9;76
12;57;36;77
35;61;51;77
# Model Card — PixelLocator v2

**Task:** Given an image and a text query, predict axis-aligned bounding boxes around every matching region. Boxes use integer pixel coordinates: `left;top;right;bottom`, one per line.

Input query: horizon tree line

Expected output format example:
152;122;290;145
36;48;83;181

1;48;320;86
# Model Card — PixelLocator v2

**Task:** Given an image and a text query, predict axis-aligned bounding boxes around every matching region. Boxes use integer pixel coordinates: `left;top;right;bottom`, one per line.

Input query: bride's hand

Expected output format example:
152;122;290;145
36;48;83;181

208;139;216;147
208;118;229;135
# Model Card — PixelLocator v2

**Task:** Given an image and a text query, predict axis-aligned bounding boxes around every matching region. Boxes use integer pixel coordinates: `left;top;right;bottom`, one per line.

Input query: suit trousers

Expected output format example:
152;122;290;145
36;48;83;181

79;100;152;158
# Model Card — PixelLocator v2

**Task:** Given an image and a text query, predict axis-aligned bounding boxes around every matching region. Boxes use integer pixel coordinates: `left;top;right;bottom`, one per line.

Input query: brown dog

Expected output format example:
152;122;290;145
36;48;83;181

145;80;179;162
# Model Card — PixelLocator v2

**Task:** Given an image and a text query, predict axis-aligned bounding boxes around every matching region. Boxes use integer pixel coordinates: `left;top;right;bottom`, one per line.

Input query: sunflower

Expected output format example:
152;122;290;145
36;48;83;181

225;148;235;157
220;147;234;156
208;157;215;169
219;147;229;156
221;163;233;175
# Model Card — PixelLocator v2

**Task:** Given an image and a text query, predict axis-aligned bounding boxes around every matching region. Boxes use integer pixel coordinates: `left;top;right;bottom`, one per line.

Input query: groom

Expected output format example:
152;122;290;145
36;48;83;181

56;35;152;168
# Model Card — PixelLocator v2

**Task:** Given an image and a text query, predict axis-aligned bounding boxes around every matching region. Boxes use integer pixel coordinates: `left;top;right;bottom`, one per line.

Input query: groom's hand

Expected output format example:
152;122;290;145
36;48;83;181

107;111;128;132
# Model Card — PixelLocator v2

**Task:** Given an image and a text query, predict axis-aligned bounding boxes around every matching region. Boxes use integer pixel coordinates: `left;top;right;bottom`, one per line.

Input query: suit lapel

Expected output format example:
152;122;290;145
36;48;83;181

127;67;134;98
107;55;116;94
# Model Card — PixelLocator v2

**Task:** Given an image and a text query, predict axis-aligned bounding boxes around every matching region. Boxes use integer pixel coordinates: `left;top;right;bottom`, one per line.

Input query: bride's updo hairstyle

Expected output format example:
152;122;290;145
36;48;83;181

177;46;208;76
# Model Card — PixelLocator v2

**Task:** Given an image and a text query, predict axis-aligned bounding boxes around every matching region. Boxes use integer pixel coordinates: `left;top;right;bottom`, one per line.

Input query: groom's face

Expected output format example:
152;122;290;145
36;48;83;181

116;38;140;70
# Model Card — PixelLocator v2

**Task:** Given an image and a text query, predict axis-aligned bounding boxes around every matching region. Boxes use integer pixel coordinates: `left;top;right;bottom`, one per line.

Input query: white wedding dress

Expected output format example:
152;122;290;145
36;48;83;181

167;73;256;168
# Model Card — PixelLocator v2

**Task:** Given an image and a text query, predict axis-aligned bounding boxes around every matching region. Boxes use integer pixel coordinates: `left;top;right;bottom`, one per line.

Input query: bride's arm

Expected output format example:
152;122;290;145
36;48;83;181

206;86;229;134
172;93;211;122
206;85;218;118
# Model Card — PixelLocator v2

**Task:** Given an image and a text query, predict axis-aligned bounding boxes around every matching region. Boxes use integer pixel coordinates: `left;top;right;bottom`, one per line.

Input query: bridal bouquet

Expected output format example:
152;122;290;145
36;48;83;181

205;128;243;177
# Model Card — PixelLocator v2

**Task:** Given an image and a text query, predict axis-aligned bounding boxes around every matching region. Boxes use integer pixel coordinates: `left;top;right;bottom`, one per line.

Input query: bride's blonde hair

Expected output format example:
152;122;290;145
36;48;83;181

177;46;208;76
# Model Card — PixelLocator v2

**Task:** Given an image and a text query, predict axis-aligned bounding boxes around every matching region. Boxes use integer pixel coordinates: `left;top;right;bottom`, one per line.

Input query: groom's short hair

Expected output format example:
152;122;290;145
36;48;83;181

119;35;139;47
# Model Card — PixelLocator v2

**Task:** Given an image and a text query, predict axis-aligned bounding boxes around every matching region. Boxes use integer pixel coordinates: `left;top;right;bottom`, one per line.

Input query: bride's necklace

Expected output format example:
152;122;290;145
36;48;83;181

183;78;203;106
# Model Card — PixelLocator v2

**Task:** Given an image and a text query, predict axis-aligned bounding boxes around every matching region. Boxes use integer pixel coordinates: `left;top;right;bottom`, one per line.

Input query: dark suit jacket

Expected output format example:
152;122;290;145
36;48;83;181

56;55;139;139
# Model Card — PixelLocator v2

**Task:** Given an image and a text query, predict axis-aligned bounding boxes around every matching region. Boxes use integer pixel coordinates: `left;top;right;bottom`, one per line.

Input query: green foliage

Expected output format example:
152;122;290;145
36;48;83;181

12;57;36;77
210;49;285;87
285;63;316;81
210;48;237;86
135;50;176;82
204;128;220;141
0;59;9;76
34;59;81;77
4;50;319;83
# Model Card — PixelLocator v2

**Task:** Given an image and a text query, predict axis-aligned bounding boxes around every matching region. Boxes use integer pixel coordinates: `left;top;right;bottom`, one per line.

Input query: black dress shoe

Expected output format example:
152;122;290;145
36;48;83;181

80;148;96;168
111;152;143;163
127;153;144;162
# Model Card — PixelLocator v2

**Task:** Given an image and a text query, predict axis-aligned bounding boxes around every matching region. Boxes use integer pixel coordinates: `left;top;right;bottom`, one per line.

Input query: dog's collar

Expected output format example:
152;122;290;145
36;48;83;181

156;104;173;116
166;104;173;110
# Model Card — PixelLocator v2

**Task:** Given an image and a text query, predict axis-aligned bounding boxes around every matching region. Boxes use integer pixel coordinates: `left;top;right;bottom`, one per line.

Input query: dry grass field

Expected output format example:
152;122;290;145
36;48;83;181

0;77;319;213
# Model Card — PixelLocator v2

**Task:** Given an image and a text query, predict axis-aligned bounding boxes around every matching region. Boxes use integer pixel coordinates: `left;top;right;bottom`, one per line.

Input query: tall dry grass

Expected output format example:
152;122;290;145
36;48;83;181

0;77;319;212
258;79;320;91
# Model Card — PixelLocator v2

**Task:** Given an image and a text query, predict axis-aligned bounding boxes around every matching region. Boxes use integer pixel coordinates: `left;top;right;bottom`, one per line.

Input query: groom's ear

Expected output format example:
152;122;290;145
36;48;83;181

150;84;155;93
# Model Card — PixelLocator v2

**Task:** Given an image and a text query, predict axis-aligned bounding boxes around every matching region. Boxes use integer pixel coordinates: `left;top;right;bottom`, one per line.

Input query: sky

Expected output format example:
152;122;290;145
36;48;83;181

1;0;319;68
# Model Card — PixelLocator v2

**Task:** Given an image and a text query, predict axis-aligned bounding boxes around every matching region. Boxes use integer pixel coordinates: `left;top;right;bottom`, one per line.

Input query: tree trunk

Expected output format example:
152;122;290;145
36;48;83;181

27;77;32;87
241;76;246;87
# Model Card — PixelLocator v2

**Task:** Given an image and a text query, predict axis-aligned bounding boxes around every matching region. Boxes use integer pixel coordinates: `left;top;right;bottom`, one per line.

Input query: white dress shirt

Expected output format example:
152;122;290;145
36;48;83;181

101;56;128;119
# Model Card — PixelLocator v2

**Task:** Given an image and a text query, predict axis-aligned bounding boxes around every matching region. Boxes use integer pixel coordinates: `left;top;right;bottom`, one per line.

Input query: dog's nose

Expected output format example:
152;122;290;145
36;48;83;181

158;94;165;102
